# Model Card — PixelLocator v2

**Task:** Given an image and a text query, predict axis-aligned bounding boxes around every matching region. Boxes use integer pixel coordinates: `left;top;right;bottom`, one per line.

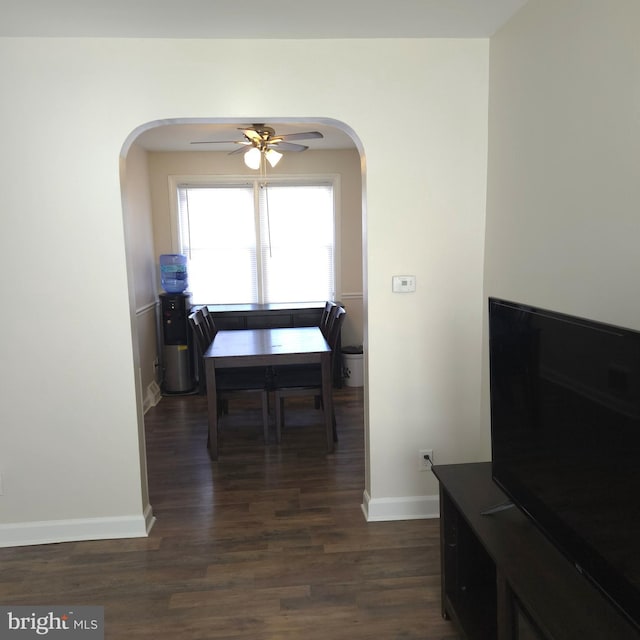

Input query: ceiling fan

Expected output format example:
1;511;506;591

190;124;324;169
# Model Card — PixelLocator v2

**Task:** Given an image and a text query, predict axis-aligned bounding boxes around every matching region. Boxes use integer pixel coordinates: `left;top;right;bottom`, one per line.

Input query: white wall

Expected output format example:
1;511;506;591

483;1;640;448
0;37;489;543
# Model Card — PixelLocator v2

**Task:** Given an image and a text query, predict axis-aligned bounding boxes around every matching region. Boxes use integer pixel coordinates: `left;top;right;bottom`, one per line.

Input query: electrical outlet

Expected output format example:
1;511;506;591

419;449;434;471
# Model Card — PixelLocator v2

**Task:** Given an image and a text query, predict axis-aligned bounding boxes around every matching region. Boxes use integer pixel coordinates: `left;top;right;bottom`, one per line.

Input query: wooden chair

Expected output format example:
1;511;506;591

320;301;337;339
189;310;210;354
199;306;218;342
188;311;271;443
273;306;346;444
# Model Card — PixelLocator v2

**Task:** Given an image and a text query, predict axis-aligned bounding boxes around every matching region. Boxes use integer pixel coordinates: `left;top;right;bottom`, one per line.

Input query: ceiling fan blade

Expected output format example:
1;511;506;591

277;131;324;142
190;139;244;145
272;142;309;152
228;145;249;156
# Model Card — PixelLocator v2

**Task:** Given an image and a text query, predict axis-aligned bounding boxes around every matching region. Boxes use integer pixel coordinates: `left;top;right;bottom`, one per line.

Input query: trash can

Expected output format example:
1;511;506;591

342;345;364;387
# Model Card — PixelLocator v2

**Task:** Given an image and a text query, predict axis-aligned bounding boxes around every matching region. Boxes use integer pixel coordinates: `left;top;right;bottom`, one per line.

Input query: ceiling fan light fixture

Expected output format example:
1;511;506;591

265;148;283;168
244;147;262;170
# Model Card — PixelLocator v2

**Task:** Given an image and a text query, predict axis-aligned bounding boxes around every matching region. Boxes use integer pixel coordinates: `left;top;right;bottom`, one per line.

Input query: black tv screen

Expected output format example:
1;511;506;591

488;298;640;631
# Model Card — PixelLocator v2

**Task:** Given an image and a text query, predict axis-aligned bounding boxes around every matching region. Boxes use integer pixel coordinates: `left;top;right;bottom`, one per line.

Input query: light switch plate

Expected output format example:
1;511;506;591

392;275;416;293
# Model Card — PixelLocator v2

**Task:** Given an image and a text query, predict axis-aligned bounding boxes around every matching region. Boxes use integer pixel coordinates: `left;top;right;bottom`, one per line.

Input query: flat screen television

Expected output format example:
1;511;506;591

488;297;640;631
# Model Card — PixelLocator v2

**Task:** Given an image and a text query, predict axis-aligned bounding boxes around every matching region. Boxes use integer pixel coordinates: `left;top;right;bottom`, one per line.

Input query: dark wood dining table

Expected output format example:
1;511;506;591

203;326;334;460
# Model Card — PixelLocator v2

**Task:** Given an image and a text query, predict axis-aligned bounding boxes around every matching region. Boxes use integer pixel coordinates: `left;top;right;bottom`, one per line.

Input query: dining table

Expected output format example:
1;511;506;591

203;326;334;460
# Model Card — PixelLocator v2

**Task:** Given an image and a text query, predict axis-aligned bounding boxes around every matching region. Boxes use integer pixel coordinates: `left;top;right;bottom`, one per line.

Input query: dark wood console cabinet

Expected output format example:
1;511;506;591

432;463;639;640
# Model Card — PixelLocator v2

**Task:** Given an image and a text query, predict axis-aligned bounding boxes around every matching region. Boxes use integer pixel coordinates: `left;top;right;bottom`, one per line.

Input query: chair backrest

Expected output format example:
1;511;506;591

327;306;346;352
188;311;211;354
324;304;342;343
200;306;218;342
320;301;337;338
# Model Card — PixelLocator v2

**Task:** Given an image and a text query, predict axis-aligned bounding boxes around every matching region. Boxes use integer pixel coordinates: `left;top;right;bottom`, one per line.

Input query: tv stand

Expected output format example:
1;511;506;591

432;463;639;640
480;500;514;516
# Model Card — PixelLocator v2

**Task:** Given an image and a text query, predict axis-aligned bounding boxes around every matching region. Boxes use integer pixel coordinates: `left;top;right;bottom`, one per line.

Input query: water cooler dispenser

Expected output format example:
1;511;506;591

160;292;195;393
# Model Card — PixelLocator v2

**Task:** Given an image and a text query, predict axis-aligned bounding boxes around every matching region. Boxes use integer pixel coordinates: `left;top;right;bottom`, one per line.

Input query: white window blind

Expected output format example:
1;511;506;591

176;180;335;305
260;184;335;303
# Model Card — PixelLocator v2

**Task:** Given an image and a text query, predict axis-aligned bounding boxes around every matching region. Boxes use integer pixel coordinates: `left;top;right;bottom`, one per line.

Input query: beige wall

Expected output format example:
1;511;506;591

123;144;161;412
146;146;364;347
0;37;489;544
483;1;640;450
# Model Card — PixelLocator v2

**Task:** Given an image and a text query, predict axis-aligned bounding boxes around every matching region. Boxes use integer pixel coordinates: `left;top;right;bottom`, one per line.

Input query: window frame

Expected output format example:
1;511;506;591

168;173;341;304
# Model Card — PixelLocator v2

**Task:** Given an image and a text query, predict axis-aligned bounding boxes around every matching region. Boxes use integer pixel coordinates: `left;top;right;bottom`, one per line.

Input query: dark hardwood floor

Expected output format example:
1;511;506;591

0;387;458;639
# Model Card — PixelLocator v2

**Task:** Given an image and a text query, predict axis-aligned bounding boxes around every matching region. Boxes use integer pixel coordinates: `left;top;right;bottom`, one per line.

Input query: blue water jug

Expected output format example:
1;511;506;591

160;254;188;293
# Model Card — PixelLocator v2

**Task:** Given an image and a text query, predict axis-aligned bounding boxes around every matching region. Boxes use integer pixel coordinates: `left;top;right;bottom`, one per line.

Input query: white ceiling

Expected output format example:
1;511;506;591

2;0;527;39
136;121;359;153
4;0;528;153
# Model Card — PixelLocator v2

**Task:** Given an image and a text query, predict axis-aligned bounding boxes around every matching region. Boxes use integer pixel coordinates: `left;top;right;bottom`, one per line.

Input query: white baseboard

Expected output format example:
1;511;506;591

361;490;440;522
143;381;162;414
0;506;155;548
143;502;156;535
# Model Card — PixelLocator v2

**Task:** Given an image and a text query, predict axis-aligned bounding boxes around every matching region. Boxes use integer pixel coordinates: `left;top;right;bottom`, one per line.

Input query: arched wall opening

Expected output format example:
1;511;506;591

120;116;369;522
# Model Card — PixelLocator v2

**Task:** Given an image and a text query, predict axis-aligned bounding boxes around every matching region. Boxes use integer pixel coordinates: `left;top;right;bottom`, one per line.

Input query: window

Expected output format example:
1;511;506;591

174;178;336;305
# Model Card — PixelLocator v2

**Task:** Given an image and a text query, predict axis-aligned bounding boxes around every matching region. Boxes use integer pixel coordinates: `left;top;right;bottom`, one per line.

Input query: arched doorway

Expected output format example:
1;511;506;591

120;117;367;520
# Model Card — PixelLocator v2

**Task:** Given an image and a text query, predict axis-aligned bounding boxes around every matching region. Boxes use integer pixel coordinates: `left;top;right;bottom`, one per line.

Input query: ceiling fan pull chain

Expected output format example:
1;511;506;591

260;157;273;259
